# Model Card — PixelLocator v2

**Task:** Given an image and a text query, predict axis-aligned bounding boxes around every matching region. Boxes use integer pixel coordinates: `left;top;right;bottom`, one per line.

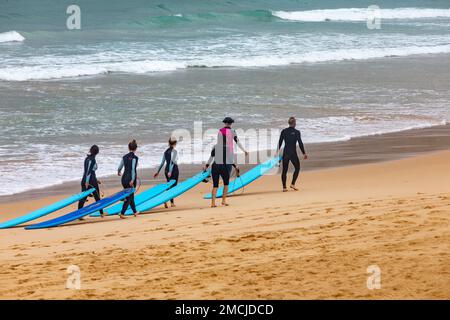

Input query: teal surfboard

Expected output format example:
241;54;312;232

125;170;210;215
0;188;95;229
204;156;281;199
25;188;134;230
90;180;175;217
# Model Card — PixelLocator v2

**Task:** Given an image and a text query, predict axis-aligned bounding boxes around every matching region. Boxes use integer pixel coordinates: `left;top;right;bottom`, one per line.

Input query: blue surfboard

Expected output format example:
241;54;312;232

90;181;175;217
125;170;210;215
25;188;134;230
0;188;95;229
204;156;281;199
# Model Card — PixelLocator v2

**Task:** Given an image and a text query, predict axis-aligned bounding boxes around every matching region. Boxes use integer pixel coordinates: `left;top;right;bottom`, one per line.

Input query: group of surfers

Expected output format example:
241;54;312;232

79;116;308;219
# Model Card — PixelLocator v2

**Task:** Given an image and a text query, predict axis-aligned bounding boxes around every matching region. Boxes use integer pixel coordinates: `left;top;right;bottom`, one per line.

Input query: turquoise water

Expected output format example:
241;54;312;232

0;0;450;195
2;0;450;79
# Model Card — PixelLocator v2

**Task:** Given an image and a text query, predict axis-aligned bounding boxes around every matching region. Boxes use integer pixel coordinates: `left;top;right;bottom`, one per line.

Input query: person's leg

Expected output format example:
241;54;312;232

169;167;179;207
129;192;138;216
164;171;170;208
91;180;104;216
211;165;220;207
120;181;130;219
211;187;218;208
221;165;230;206
78;182;88;209
281;156;289;191
290;155;300;190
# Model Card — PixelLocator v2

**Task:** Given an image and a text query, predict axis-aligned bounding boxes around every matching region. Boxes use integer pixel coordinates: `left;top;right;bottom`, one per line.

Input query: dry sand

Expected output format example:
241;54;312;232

0;151;449;299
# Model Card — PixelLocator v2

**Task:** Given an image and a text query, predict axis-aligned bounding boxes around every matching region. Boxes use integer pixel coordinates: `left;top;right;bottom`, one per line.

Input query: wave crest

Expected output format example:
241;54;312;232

0;31;25;43
2;44;450;81
272;8;450;22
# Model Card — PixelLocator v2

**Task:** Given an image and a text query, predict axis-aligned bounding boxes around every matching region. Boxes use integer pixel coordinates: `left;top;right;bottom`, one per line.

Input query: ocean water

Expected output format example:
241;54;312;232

0;0;450;196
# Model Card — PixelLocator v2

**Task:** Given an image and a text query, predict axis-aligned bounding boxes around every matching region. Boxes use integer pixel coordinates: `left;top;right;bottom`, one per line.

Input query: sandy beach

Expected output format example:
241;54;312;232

1;144;448;299
3;0;450;305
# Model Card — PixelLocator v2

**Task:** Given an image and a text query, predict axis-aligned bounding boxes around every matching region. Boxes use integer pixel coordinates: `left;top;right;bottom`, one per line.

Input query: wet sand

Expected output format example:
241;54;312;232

2;123;449;204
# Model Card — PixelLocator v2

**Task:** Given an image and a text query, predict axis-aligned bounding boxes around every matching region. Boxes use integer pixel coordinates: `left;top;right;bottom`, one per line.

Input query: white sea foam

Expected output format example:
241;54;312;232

0;60;187;81
0;30;25;43
0;118;446;196
272;8;450;22
2;44;450;81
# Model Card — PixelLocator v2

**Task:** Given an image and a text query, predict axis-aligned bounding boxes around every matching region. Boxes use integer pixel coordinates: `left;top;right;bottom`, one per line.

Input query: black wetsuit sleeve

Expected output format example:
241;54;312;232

278;129;285;151
297;131;306;155
206;148;215;167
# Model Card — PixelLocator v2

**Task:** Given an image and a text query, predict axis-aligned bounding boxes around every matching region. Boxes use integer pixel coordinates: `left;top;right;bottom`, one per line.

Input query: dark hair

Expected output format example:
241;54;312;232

288;117;296;126
169;137;177;146
89;145;99;156
128;139;138;151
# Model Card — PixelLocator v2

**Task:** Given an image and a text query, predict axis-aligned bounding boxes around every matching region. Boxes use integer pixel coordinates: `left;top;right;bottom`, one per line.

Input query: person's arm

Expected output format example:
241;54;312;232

205;148;215;169
117;158;124;175
277;129;285;155
84;160;92;185
131;158;137;182
297;131;306;155
169;149;178;174
156;155;165;174
233;130;247;154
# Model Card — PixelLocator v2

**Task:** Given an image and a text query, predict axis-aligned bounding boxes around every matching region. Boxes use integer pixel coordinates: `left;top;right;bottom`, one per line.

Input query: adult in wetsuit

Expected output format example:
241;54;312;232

78;145;104;217
216;117;248;174
118;140;139;218
154;137;179;208
204;145;239;208
277;117;308;192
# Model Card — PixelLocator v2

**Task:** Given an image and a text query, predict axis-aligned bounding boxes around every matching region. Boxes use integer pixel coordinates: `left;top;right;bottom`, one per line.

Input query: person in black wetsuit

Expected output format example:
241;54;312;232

117;139;139;219
154;137;179;208
203;145;240;208
277;117;308;192
78;145;105;218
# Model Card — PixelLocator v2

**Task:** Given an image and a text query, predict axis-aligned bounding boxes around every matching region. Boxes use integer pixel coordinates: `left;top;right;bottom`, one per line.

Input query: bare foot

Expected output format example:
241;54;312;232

283;188;288;192
164;203;169;209
290;185;298;191
100;212;106;218
119;214;126;219
133;212;139;217
211;204;217;208
171;203;176;207
221;202;229;206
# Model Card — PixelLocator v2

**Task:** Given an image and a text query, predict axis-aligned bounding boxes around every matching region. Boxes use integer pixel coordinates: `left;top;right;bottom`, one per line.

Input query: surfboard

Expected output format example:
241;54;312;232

0;188;95;229
25;188;134;230
125;170;211;215
203;156;281;199
90;180;175;217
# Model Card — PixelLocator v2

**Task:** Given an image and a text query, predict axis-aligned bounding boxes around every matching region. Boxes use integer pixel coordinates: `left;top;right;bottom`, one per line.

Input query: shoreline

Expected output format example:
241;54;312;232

2;123;449;204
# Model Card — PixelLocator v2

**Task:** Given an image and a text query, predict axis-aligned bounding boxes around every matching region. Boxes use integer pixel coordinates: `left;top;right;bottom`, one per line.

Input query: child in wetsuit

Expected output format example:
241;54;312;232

154;137;179;208
78;145;104;218
117;140;139;218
